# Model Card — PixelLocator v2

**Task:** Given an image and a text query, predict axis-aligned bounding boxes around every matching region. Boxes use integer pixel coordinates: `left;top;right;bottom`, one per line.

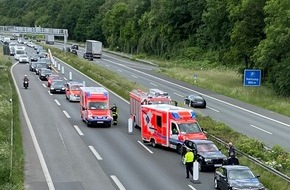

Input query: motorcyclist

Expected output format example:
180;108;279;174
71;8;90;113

110;104;118;125
23;75;29;88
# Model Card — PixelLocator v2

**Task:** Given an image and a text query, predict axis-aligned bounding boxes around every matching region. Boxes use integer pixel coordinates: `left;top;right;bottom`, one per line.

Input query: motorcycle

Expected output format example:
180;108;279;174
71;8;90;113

23;81;29;89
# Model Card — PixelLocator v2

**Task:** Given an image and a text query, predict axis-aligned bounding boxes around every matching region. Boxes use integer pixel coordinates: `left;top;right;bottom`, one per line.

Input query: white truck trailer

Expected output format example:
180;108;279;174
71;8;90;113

45;35;54;45
85;40;102;59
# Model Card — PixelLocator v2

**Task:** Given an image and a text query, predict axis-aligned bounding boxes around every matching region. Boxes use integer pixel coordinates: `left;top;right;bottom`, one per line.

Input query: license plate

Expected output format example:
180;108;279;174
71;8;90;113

214;164;222;167
56;90;60;91
97;121;104;124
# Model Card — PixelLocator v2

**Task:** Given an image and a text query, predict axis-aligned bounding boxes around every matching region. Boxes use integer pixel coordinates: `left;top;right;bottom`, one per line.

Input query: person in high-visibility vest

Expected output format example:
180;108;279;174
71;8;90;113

184;148;194;178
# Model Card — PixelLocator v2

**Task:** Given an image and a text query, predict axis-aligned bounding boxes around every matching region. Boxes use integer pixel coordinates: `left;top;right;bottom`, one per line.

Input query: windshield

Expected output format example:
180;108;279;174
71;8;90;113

16;50;25;54
71;85;82;90
196;143;219;152
88;102;108;110
228;169;255;180
42;70;52;74
148;100;171;105
178;122;202;133
52;81;64;85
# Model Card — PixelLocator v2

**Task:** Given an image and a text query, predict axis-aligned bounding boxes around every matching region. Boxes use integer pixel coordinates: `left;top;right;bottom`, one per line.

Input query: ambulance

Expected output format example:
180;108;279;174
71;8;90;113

141;104;207;153
80;87;112;127
65;81;84;102
129;89;172;128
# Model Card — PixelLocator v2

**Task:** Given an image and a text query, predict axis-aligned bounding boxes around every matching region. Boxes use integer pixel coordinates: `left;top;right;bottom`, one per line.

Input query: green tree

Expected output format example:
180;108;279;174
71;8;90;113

253;0;290;96
226;0;266;68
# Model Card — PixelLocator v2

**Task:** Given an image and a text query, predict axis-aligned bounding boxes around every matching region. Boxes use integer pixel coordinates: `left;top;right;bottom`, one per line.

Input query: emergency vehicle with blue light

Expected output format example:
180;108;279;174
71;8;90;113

141;104;207;153
80;87;112;127
130;89;172;128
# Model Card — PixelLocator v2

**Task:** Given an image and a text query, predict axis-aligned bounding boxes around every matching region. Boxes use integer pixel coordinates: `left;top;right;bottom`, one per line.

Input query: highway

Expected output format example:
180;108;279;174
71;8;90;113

61;44;290;151
12;46;217;190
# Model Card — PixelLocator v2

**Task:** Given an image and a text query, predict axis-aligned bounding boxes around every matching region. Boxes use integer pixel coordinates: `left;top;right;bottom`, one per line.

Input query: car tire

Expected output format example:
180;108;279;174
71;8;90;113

150;139;157;148
214;178;219;189
198;162;204;172
176;144;182;155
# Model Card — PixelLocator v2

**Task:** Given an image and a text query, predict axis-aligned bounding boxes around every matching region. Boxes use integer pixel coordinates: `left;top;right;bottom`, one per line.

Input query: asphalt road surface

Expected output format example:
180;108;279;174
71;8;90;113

59;43;290;152
12;46;218;190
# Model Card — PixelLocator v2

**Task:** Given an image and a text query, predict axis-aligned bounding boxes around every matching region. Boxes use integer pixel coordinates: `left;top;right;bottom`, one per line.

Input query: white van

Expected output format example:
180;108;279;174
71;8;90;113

14;46;26;60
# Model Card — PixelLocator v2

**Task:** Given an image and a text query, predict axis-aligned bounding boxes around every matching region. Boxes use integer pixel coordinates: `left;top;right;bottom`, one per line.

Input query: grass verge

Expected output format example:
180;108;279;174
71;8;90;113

0;46;24;189
46;45;290;189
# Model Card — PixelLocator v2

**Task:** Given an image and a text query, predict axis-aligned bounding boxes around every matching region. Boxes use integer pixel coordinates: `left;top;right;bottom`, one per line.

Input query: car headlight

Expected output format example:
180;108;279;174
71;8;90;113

204;158;212;162
88;115;94;119
50;87;54;90
61;87;65;90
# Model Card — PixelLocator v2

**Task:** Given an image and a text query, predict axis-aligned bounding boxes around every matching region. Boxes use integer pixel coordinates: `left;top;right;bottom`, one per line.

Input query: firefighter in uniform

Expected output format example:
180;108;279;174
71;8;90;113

110;104;118;125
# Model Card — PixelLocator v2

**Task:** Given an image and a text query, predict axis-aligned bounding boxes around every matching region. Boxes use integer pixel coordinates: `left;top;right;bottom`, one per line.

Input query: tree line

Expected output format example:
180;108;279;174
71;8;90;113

0;0;289;96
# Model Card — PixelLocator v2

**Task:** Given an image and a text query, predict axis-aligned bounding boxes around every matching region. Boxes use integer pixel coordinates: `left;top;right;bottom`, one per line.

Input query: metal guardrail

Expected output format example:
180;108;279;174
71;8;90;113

210;134;290;183
47;41;290;183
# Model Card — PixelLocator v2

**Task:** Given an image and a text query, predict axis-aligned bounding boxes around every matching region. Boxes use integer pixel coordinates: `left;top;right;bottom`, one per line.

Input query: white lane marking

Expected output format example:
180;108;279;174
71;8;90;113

62;110;71;118
88;146;103;160
48;91;52;95
188;185;197;190
63;77;67;80
11;63;55;190
110;175;126;190
132;75;138;78
42;83;46;88
53;57;128;104
103;58;290;128
137;141;153;154
73;125;84;136
54;99;61;106
250;125;272;134
173;92;183;97
117;69;123;72
57;128;68;151
207;106;220;112
150;82;158;87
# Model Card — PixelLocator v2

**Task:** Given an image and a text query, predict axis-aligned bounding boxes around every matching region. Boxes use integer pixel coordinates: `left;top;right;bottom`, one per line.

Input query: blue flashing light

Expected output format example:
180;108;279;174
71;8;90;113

85;92;90;97
103;92;108;97
190;111;196;118
171;112;181;119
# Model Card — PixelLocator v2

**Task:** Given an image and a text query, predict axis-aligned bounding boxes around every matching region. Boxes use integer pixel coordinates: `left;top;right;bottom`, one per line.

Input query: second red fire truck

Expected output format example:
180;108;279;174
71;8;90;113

129;89;172;128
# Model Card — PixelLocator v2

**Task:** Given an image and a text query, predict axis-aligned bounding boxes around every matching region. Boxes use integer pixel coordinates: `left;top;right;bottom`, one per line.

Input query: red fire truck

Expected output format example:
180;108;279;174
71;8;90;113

141;104;207;153
80;87;112;127
129;89;172;128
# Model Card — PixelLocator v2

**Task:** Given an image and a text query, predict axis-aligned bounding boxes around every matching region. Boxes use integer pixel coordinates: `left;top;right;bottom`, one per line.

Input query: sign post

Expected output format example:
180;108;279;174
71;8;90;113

243;69;261;87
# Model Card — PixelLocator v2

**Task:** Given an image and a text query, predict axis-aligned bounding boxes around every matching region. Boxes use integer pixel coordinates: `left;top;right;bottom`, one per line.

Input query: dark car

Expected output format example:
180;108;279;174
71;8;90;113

71;44;78;50
71;49;77;55
214;165;265;190
39;57;52;69
39;68;52;81
39;51;48;59
30;55;39;62
29;62;38;71
184;94;206;108
50;80;65;93
83;52;93;61
181;139;227;171
47;74;62;87
35;62;47;75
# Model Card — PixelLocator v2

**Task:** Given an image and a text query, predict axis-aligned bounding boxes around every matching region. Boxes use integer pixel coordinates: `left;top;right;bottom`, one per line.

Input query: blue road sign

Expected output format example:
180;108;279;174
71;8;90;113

244;69;261;86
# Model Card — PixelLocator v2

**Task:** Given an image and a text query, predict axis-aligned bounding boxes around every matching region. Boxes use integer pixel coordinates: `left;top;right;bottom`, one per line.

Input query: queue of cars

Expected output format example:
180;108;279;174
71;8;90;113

18;40;265;189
